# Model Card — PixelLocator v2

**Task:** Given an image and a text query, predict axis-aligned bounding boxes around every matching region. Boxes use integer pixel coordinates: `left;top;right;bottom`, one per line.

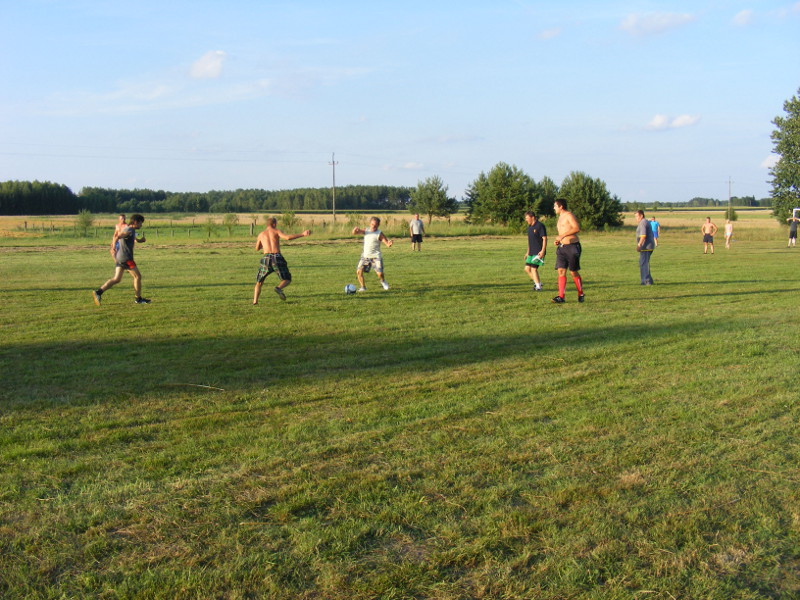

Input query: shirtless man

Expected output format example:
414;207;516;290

702;217;718;254
552;198;584;304
724;219;733;249
110;214;126;260
253;217;311;304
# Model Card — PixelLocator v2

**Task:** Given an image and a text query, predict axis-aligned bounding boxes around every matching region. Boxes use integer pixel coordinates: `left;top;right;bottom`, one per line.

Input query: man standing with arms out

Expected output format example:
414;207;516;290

724;219;734;249
523;211;547;291
552;198;584;304
787;215;799;247
649;216;660;246
354;216;393;291
93;214;149;305
636;210;655;285
253;217;311;304
409;213;424;251
702;217;718;254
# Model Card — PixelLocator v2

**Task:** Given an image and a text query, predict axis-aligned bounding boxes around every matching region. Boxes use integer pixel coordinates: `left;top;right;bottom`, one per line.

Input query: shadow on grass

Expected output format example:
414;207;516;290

0;314;748;407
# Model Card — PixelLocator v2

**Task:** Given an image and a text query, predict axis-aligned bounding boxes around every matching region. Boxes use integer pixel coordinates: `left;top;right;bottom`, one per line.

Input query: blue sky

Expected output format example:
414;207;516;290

1;0;799;204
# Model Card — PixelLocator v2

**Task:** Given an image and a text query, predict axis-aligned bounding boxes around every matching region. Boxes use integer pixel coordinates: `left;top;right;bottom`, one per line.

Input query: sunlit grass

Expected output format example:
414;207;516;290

1;225;799;599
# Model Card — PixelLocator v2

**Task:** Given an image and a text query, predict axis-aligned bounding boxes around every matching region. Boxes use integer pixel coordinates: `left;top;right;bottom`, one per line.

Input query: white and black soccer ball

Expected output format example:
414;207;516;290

344;284;357;295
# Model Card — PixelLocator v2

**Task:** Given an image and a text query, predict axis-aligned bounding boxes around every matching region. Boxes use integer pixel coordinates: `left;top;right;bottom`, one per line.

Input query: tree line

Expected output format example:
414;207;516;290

0;182;413;216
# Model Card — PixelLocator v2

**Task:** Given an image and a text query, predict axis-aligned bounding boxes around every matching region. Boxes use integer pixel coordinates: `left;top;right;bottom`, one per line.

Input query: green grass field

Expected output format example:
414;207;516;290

2;213;799;599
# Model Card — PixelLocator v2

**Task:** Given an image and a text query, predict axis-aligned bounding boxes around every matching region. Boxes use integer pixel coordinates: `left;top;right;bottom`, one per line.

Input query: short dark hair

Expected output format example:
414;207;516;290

554;198;568;210
130;214;145;225
371;216;381;226
525;211;537;219
267;217;278;227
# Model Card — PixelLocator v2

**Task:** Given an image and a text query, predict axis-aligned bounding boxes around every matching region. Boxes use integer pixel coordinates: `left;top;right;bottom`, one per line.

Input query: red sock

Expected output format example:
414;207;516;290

558;275;566;297
572;274;583;295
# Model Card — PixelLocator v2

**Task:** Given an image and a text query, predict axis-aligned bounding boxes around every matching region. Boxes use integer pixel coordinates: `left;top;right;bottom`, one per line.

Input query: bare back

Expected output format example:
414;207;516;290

256;227;282;254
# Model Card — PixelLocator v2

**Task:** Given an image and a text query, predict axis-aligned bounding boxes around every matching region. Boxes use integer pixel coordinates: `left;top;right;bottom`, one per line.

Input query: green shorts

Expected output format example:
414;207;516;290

525;255;544;267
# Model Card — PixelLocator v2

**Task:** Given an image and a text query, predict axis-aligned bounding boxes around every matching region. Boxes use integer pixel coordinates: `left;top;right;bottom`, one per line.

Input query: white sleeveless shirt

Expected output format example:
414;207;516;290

362;229;382;258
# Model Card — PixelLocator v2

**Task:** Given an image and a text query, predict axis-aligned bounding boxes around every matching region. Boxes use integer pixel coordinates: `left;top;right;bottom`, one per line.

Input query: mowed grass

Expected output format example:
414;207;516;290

1;221;799;599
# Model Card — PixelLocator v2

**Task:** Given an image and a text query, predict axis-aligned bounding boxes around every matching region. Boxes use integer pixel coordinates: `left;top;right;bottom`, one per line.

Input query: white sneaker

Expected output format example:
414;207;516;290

357;287;367;292
381;280;390;290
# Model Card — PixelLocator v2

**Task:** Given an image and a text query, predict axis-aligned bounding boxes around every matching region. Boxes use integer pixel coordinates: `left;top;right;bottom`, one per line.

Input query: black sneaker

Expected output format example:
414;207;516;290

551;296;565;304
134;297;151;304
578;294;585;303
92;290;102;306
274;287;286;301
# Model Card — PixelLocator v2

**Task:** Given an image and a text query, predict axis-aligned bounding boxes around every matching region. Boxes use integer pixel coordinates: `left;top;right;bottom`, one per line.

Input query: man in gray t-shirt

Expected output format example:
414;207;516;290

409;213;424;251
92;214;150;305
635;210;655;285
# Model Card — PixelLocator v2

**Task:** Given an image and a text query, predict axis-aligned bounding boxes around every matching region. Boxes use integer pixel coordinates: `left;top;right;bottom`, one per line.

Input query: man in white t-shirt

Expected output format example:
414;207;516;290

353;217;394;292
409;213;424;251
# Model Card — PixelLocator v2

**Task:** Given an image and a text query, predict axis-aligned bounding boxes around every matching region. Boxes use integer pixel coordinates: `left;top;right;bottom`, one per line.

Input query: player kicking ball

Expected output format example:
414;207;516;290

92;214;150;305
353;217;393;292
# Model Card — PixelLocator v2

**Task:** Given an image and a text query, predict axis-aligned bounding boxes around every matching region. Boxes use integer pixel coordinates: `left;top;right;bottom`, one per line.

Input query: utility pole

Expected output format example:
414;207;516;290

329;153;338;223
728;176;733;219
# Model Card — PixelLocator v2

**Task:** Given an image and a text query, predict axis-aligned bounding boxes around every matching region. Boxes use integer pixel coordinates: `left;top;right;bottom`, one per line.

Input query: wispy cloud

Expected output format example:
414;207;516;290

761;155;778;169
646;114;700;130
732;10;754;26
190;50;227;79
620;12;695;36
538;27;562;41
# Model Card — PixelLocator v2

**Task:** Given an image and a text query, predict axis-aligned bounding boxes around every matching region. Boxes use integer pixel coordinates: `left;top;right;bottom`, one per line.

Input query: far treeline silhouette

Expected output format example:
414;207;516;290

0;181;413;215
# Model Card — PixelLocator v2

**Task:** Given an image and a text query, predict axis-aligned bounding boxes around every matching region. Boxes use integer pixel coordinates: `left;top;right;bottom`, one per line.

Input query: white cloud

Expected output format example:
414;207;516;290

646;114;700;130
620;12;695;36
538;28;562;41
190;50;227;79
761;155;779;169
670;114;701;128
732;10;754;26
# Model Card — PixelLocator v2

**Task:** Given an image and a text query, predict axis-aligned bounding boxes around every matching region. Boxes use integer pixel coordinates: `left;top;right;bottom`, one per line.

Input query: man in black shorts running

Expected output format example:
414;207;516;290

552;198;584;304
253;217;311;304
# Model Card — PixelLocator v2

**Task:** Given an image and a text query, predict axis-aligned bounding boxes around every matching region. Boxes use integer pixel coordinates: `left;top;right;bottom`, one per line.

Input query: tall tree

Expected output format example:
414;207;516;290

465;163;540;226
409;175;457;224
558;171;623;230
769;87;800;221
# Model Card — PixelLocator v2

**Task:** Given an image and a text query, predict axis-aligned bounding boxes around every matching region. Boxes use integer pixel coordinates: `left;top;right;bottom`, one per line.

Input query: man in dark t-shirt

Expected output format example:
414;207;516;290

92;214;150;305
787;216;798;248
523;211;548;291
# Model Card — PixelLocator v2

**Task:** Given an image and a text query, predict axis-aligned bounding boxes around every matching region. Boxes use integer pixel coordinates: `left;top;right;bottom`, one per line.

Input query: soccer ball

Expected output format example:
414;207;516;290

344;284;357;294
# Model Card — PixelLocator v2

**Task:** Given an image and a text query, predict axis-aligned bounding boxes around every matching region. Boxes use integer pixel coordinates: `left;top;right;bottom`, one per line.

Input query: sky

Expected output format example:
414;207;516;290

1;0;799;205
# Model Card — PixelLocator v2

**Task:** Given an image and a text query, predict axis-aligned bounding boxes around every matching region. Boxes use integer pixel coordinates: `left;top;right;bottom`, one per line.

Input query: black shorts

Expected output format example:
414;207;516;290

555;243;581;272
257;253;291;283
703;234;714;243
411;234;423;243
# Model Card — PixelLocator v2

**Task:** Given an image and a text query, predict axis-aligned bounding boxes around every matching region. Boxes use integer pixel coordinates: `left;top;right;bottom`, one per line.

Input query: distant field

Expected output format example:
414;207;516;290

1;215;799;599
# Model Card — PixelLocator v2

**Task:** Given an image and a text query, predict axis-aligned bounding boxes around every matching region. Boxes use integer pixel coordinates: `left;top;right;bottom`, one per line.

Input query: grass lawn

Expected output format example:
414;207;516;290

1;214;799;599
